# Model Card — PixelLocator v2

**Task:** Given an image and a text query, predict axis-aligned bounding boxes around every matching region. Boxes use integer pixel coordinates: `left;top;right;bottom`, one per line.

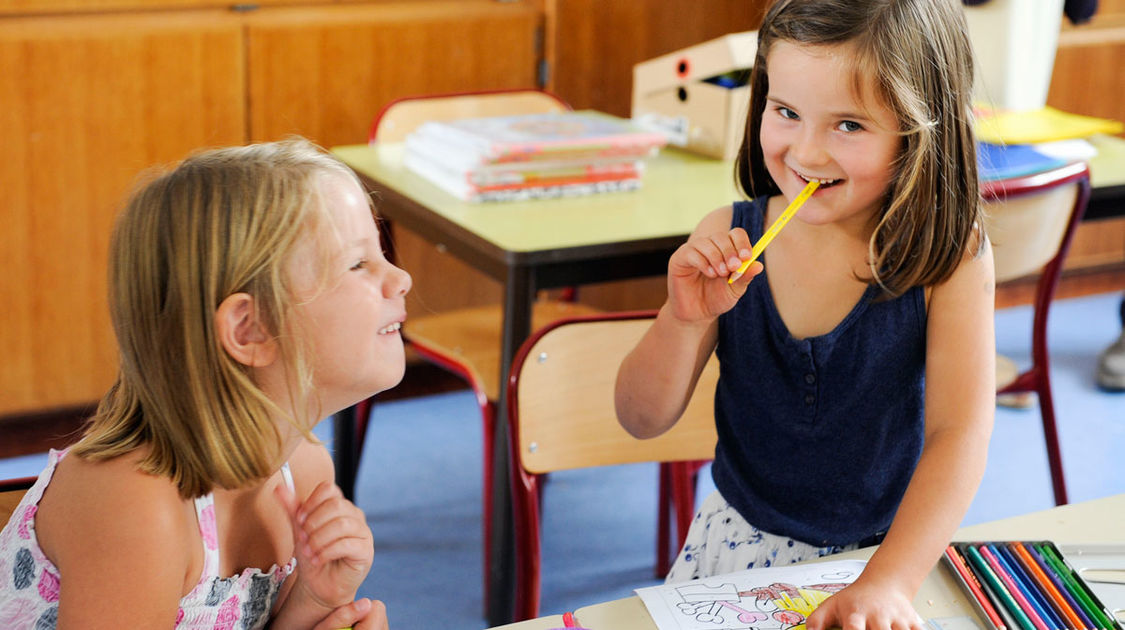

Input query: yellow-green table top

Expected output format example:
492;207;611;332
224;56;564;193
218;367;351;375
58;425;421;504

331;143;740;255
1089;134;1125;189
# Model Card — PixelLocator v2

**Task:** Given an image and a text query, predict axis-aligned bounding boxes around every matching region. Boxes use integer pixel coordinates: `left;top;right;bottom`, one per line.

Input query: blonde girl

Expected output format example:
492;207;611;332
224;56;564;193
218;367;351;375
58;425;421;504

0;138;409;629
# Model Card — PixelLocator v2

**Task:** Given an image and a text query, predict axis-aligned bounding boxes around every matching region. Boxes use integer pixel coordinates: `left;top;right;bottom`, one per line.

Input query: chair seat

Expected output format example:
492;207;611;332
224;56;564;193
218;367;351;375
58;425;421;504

403;300;603;402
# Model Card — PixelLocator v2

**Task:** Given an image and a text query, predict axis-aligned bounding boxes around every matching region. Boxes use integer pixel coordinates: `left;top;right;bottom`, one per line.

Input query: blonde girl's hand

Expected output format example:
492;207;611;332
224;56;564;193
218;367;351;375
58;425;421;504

667;227;761;324
276;481;375;612
312;598;389;630
804;576;925;630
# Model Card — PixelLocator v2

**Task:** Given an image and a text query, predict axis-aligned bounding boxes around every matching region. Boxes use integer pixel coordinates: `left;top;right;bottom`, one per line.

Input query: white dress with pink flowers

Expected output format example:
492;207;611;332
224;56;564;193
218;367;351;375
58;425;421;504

0;449;296;629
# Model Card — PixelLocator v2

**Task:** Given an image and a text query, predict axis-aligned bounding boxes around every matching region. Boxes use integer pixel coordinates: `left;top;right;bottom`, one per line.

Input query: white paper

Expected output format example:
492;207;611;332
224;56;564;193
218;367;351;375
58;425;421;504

636;559;867;630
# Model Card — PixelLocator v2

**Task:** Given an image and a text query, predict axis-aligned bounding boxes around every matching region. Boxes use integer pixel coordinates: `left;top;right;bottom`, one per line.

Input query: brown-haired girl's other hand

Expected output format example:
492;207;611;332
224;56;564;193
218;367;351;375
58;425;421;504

313;598;389;630
667;226;761;325
804;576;924;630
276;481;375;612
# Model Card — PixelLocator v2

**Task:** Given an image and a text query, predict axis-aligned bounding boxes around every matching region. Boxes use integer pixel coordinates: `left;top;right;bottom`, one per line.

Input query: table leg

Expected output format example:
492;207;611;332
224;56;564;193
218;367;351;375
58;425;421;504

486;266;535;626
333;405;358;501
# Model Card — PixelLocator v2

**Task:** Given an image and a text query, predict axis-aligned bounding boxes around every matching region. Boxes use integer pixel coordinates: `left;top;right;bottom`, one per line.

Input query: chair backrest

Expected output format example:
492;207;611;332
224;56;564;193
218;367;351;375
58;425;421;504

0;476;35;525
368;89;571;143
509;311;718;475
982;161;1091;283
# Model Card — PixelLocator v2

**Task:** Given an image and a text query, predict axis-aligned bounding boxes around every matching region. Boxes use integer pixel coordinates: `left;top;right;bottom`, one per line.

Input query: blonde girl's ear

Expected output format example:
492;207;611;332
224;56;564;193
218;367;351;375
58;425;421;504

215;292;278;368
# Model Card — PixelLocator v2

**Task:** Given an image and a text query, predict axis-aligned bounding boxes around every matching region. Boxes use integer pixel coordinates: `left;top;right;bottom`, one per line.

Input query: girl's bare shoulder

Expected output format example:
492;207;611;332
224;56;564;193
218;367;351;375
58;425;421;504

37;449;194;571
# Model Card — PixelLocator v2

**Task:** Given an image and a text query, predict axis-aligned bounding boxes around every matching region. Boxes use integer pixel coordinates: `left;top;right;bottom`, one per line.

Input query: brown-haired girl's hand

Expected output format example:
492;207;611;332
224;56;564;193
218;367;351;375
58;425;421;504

312;598;389;630
804;576;924;630
666;227;761;325
276;481;375;612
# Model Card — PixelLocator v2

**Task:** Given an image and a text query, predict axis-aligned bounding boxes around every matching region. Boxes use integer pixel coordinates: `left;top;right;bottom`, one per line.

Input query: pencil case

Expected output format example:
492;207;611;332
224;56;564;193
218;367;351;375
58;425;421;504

944;541;1124;630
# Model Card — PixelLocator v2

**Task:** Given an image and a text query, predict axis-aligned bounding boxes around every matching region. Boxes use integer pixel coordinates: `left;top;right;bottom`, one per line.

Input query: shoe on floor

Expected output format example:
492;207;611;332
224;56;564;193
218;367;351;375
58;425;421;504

1097;330;1125;392
995;354;1037;408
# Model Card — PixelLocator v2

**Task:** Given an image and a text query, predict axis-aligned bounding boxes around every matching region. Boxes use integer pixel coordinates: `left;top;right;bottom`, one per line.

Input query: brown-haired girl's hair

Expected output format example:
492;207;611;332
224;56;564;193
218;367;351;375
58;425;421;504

75;138;361;499
737;0;983;296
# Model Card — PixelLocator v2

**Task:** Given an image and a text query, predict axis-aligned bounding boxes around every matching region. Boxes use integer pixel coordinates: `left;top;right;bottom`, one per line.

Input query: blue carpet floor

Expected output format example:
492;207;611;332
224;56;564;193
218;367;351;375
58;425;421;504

2;291;1122;629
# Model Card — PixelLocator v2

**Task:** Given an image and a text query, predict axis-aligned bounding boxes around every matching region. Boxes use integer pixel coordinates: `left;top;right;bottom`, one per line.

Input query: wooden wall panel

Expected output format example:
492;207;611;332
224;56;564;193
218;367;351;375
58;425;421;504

0;12;245;415
246;1;541;147
1049;4;1125;274
545;0;765;117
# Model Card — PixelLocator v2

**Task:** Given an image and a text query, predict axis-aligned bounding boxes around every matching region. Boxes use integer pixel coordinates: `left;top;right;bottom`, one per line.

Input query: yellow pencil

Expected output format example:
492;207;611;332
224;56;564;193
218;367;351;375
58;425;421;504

728;179;820;284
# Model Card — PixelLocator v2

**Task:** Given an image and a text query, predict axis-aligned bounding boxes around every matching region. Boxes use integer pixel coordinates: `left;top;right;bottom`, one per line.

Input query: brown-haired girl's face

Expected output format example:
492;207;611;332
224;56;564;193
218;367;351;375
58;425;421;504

759;41;902;229
286;174;412;417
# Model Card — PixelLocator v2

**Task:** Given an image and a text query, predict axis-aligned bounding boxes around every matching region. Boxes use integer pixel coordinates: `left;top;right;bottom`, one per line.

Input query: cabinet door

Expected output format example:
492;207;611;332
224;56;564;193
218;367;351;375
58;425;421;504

545;0;763;117
0;11;245;415
245;0;541;147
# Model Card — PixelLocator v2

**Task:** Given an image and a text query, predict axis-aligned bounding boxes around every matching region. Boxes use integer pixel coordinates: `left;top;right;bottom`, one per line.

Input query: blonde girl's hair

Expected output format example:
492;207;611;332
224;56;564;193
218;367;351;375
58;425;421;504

75;137;363;499
737;0;983;296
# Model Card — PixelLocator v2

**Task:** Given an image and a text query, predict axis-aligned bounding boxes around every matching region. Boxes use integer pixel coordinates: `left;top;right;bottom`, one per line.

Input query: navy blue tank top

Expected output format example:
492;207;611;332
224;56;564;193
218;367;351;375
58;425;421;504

711;197;927;546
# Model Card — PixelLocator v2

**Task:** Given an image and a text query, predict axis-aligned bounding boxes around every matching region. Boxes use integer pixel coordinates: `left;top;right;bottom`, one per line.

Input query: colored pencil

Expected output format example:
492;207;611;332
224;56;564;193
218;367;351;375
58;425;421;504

994;544;1066;630
967;544;1040;630
981;544;1052;630
727;179;819;283
1012;542;1087;630
1027;544;1099;630
947;546;1009;630
1038;544;1116;630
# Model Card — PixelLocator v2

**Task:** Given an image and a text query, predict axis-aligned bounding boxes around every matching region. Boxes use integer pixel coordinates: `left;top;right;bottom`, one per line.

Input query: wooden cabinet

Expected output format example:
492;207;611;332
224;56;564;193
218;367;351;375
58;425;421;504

0;0;540;416
0;11;245;415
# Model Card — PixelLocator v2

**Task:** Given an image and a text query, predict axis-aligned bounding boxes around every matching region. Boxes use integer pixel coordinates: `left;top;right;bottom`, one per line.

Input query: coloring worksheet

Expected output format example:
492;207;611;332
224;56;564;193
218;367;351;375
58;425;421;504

636;559;868;630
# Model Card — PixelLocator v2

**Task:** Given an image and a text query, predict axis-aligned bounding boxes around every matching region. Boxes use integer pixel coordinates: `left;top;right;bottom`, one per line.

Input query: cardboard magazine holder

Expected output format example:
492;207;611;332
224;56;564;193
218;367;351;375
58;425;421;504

632;31;757;160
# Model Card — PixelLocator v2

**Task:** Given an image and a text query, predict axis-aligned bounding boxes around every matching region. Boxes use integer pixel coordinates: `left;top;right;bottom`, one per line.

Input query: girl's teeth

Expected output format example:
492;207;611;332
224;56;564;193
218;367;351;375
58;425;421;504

378;322;402;334
801;175;838;185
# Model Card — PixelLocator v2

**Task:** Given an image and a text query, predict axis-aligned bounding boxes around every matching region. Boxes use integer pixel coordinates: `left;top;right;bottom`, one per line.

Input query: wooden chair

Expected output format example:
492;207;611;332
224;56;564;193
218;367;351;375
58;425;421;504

506;311;719;621
347;89;604;596
1;476;36;526
983;160;1092;506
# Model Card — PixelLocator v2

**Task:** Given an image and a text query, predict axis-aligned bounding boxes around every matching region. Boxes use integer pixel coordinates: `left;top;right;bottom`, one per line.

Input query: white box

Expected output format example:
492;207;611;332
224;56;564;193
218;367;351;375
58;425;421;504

632;31;757;160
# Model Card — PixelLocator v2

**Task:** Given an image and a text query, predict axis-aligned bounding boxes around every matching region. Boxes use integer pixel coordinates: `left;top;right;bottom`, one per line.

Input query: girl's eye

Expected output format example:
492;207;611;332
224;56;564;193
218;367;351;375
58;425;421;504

838;120;863;132
778;106;799;120
350;259;368;271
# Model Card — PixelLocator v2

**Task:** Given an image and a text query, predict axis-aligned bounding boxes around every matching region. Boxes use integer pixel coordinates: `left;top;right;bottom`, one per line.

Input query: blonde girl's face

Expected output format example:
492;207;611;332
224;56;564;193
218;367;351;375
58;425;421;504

287;174;412;417
759;40;902;229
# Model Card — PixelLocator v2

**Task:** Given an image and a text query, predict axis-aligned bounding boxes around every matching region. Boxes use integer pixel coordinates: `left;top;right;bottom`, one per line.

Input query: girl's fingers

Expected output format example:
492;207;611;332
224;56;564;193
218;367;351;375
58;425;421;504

295;482;344;524
305;536;374;569
311;598;378;630
674;244;720;278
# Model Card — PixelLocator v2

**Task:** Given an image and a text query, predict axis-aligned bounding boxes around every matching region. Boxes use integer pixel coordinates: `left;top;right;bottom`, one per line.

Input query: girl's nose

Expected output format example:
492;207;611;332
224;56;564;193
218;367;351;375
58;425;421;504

791;128;829;167
386;264;412;298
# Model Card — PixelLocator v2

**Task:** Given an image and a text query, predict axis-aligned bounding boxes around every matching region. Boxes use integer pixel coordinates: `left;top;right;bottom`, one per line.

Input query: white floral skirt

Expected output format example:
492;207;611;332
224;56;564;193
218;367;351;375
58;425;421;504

666;489;857;583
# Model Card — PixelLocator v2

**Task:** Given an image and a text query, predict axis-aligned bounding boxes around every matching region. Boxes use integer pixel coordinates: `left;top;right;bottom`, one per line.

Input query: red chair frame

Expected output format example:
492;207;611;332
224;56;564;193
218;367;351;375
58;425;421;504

983;160;1091;506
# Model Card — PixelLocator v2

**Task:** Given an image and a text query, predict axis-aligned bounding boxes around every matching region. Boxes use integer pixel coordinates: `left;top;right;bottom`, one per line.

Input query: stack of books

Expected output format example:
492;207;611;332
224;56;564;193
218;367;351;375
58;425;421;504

975;106;1123;182
403;111;667;202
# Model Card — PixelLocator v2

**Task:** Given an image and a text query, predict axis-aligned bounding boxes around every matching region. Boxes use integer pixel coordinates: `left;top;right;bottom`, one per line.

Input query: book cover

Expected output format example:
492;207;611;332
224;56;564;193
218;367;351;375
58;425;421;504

406;131;647;183
977;142;1068;182
404;150;642;203
409;111;667;165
